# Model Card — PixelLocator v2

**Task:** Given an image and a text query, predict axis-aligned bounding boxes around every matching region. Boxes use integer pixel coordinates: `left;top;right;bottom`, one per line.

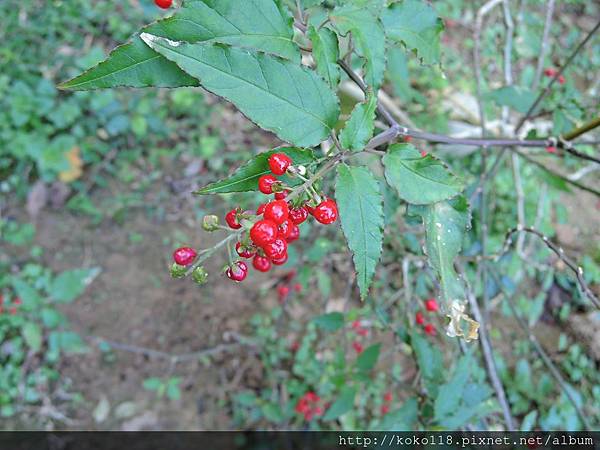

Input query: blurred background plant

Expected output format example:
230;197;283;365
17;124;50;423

0;0;599;431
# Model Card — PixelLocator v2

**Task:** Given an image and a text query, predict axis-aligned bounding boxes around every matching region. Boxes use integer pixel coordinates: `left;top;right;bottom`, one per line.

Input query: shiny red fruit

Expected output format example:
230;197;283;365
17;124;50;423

268;153;292;175
558;75;566;84
545;146;557;154
225;208;242;229
415;311;425;325
277;285;290;300
258;175;278;194
253;255;271;272
312;199;338;224
274;190;289;200
278;219;293;239
383;392;393;403
250;220;278;246
264;200;289;225
272;253;288;266
543;68;557;77
155;0;173;9
424;323;436;336
236;242;256;258
263;238;287;260
226;261;248;282
425;299;439;312
293;283;302;293
286;224;300;242
256;203;267;215
352;341;364;354
381;405;390;415
289;205;308;224
173;247;197;266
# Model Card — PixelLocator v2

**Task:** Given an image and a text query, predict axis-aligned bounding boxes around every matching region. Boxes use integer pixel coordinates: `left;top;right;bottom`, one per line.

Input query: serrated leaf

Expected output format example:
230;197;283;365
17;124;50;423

487;85;536;114
355;343;381;372
382;0;444;65
331;6;386;89
434;353;472;421
60;0;299;90
339;94;377;151
335;165;384;299
383;144;464;205
141;35;339;147
323;386;356;420
195;147;315;194
23;322;43;352
307;26;341;88
410;331;443;396
313;312;344;332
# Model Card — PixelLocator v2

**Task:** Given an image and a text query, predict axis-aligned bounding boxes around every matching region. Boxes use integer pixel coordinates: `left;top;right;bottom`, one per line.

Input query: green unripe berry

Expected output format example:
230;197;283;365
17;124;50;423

192;266;209;285
203;215;220;231
170;263;187;278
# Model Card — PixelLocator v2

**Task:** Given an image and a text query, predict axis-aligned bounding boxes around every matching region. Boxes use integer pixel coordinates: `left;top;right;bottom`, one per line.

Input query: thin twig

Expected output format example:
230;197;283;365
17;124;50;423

532;0;556;91
488;270;592;431
457;264;515;431
498;226;600;309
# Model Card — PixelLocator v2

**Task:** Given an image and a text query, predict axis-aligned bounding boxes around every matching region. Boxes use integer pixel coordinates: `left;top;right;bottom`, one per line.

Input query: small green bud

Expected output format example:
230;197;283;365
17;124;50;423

192;266;209;285
202;215;220;231
170;263;187;278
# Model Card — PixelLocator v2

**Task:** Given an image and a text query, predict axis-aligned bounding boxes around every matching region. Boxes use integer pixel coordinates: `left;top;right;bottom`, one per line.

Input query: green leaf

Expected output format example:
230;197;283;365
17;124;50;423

313;312;344;332
339;93;377;151
410;331;443;396
141;35;339;147
323;386;356;420
58;38;199;90
11;278;42;307
335;165;384;299
23;322;43;352
59;0;299;90
355;343;381;372
50;268;100;303
195;147;315;194
331;6;386;89
434;353;472;421
487;85;536;114
307;26;341;88
143;378;163;391
409;196;470;309
379;397;418;430
383;144;464;205
382;0;444;65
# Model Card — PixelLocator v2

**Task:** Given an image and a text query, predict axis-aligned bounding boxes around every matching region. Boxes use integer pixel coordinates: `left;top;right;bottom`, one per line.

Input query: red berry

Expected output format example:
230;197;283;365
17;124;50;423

380;405;390;415
154;0;173;9
264;200;289;225
274;190;289;200
272;253;288;266
544;67;557;77
545;146;557;154
404;135;412;143
286;224;300;243
9;307;17;315
289;205;309;225
293;283;302;293
263;238;287;260
278;219;293;239
312;199;338;225
558;75;566;84
278;285;290;300
225;209;242;229
424;323;436;335
256;203;267;215
250;220;278;246
290;341;300;352
13;298;21;306
258;175;278;194
352;341;364;354
420;150;428;157
268;153;292;176
415;311;425;325
253;255;271;272
226;261;248;282
352;320;362;330
236;242;256;258
357;328;369;337
383;392;393;403
425;298;439;312
173;247;197;266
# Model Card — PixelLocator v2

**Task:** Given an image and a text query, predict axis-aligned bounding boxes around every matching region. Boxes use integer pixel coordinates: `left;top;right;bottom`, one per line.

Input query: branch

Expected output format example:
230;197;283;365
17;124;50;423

498;226;600;310
532;0;556;91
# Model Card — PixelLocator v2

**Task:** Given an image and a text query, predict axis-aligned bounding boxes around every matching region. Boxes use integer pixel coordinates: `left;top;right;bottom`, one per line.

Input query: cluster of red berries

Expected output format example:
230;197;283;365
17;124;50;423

277;281;302;304
295;391;324;421
380;391;393;415
224;153;337;282
154;0;173;9
543;67;566;84
351;320;369;354
415;298;439;336
0;295;21;316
